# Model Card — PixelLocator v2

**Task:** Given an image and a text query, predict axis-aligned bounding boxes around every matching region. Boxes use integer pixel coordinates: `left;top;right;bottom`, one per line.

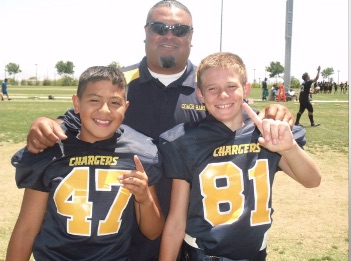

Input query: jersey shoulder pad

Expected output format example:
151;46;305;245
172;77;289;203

121;63;140;84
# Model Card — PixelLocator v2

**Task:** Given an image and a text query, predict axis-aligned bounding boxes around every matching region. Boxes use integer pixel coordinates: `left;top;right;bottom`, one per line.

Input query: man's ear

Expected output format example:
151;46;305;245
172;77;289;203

124;101;130;111
72;95;80;114
244;83;252;99
196;87;204;103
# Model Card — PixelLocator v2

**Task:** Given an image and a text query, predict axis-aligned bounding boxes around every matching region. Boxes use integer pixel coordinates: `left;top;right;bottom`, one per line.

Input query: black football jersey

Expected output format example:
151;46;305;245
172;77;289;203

299;80;313;102
12;125;160;261
158;116;306;260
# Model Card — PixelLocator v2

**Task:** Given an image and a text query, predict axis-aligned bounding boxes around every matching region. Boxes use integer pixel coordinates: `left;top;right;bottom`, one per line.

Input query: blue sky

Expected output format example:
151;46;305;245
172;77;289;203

0;0;349;84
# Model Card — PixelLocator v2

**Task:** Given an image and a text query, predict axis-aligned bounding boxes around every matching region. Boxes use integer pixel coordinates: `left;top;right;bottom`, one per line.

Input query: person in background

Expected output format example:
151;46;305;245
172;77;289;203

333;82;338;94
339;82;344;93
261;77;268;101
343;81;348;94
158;52;321;261
24;1;295;260
295;66;321;127
2;78;11;100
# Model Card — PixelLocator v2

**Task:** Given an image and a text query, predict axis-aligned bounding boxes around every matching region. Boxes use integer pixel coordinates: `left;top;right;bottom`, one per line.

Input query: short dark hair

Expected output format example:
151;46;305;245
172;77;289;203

302;72;308;81
146;0;192;23
77;66;127;99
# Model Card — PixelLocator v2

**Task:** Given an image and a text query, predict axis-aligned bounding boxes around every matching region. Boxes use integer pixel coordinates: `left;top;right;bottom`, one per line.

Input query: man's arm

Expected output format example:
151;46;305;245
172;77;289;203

312;66;321;82
26;108;81;153
26;117;67;153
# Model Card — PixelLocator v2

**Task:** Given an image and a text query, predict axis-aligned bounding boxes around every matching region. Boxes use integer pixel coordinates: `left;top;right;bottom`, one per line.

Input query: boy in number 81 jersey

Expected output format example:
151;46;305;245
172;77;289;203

7;66;164;261
158;52;321;261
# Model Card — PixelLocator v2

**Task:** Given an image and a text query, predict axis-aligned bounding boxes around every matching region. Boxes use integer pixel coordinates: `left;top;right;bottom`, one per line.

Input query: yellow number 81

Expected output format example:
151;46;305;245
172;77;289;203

199;160;271;227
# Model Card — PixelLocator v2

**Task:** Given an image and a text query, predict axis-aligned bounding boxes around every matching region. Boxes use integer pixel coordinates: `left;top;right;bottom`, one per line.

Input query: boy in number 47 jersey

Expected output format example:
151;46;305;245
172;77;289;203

158;52;321;261
7;66;164;261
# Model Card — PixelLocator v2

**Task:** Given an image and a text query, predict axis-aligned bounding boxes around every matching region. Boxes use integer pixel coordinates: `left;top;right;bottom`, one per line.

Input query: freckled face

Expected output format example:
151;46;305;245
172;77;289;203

72;80;129;143
197;68;245;130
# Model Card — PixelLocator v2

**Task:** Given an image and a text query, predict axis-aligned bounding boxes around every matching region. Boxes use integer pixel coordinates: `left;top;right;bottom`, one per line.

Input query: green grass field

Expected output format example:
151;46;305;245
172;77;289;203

1;85;349;153
0;85;349;260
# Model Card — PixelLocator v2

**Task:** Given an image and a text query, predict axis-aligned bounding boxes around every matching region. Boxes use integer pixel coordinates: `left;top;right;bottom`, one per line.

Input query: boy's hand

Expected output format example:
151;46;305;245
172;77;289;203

257;104;294;128
119;155;151;204
243;103;294;152
27;117;67;153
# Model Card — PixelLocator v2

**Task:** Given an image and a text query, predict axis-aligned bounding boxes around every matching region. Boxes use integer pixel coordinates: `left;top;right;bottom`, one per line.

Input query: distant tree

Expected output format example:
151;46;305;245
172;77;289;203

321;67;334;82
290;76;301;89
107;61;122;69
265;61;284;81
55;61;75;76
5;63;22;80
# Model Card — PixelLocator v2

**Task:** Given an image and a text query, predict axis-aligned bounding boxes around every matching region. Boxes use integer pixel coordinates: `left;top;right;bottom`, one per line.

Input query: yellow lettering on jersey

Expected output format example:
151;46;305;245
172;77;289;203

97;169;132;235
69;156;119;166
54;167;92;236
250;143;260;153
213;143;260;157
181;103;194;110
181;103;206;111
80;156;87;165
200;162;244;226
195;104;206;111
199;160;271;227
88;156;95;165
53;167;132;236
224;146;232;156
249;160;271;225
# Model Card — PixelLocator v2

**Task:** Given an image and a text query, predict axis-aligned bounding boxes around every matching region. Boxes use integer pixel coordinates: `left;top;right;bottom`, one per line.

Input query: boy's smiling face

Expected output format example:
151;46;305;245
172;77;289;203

72;80;129;143
197;67;249;131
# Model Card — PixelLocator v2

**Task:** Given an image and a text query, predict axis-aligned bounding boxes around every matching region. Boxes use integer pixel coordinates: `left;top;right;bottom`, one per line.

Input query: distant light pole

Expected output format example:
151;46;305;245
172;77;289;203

220;0;223;52
35;64;38;85
338;70;340;84
254;69;256;83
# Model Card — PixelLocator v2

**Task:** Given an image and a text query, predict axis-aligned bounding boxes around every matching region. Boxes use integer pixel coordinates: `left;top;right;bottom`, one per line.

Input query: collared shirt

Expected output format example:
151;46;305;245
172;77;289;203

122;57;207;142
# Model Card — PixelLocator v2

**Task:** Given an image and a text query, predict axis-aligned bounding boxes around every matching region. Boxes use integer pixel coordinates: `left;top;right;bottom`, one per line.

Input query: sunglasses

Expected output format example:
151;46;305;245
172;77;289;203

145;22;193;37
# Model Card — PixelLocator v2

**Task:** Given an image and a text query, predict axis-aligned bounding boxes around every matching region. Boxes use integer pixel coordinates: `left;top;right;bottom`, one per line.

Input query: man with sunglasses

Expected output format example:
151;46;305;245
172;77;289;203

26;1;294;260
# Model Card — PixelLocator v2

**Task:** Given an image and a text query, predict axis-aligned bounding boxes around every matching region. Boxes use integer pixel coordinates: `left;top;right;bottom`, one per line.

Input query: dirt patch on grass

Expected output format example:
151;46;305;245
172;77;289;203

0;143;348;260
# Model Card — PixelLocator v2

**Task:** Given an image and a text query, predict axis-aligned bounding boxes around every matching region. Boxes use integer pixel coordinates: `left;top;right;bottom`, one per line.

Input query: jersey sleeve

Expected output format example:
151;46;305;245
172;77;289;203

120;124;161;186
158;140;191;182
11;145;61;192
58;108;81;131
292;125;306;148
138;152;161;186
158;124;192;182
